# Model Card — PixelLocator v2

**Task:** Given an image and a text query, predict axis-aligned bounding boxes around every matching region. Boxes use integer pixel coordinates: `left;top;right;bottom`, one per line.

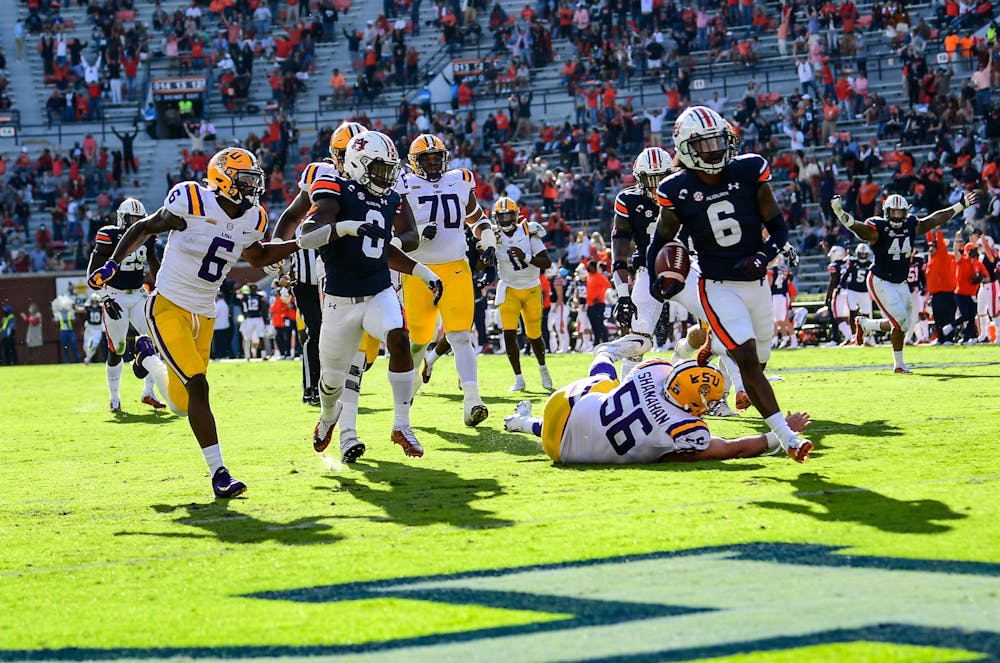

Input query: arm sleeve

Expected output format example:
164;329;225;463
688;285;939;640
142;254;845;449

762;213;788;261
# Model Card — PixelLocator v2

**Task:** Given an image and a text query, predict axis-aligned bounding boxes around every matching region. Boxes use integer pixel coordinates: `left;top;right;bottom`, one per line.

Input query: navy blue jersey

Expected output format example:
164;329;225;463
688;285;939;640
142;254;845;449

828;259;848;288
241;294;266;318
93;225;156;290
85;304;104;325
310;175;400;298
655;153;773;281
866;214;917;284
613;185;659;269
842;257;872;292
907;254;927;292
770;266;791;295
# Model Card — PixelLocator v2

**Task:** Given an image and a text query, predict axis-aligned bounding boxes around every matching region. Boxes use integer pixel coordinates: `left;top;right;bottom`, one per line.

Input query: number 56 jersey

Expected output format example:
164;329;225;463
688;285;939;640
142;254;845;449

552;361;712;464
156;181;267;316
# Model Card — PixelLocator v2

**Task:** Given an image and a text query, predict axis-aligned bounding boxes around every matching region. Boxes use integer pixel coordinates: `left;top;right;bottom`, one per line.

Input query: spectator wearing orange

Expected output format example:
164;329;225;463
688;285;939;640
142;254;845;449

858;174;881;219
585;260;610;344
601;81;616;122
821;96;840;142
495;109;510;142
926;229;958;343
329;67;347;101
457;79;474;110
270;288;297;359
954;238;989;342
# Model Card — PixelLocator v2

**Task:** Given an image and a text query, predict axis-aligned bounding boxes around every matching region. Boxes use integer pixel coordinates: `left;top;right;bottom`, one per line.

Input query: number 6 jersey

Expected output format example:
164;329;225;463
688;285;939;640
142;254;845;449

558;361;711;464
157;181;267;316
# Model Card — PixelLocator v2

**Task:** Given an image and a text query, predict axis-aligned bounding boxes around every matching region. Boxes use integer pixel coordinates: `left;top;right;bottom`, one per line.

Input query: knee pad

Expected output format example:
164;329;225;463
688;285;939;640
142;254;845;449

319;368;346;398
445;330;474;348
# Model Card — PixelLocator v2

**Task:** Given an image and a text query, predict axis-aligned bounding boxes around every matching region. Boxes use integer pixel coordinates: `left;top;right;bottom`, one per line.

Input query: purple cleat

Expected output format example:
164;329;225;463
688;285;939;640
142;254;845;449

212;467;247;498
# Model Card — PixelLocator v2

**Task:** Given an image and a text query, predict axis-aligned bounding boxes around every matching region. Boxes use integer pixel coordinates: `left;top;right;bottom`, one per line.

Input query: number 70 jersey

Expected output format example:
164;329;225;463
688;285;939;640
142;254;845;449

156;181;267;316
399;168;475;265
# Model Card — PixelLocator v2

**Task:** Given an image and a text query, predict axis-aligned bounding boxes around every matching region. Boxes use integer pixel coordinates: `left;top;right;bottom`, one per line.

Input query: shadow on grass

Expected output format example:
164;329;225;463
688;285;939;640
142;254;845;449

915;371;1000;381
320;459;514;530
415;426;542;457
801;418;905;448
429;391;522;406
115;501;342;546
753;472;966;534
552;461;769;473
109;410;174;424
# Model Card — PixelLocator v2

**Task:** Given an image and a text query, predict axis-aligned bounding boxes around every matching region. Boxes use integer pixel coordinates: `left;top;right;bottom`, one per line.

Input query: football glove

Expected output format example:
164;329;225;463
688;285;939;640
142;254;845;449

960;189;979;209
615;295;637;328
421;224;437;241
735;252;768;280
480;246;497;267
780;242;800;269
101;295;123;320
412;263;444;305
427;278;444;305
649;275;683;303
88;259;119;289
357;222;388;240
263;262;281;275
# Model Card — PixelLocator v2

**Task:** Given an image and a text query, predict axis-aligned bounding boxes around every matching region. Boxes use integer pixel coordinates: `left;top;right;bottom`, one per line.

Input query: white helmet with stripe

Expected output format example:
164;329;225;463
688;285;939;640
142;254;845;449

632;147;671;196
116;197;147;229
672;106;732;175
343;131;401;197
882;193;909;229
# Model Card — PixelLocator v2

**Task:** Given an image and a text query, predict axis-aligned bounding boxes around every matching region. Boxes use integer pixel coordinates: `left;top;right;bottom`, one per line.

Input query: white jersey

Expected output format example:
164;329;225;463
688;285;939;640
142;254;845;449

560;361;711;464
496;221;546;291
399;168;476;265
298;160;340;192
156;181;267;317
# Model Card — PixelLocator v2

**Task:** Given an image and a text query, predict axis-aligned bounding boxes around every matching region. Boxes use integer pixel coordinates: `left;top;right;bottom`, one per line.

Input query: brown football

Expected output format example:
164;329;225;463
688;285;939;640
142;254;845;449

654;241;691;292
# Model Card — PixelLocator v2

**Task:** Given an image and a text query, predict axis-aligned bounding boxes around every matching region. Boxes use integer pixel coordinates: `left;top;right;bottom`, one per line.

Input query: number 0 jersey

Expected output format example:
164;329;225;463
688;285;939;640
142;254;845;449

496;221;546;290
157;181;268;317
655;153;773;281
93;225;156;290
865;214;917;284
557;361;712;464
399;168;476;265
310;175;401;298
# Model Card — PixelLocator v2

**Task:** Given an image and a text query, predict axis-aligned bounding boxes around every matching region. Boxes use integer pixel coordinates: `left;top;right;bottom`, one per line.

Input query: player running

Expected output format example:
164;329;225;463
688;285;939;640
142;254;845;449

86;198;166;413
81;294;106;364
400;133;496;426
502;342;811;464
88;147;300;497
842;244;874;344
492;196;553;391
832;190;979;371
645;105;812;462
297;130;443;463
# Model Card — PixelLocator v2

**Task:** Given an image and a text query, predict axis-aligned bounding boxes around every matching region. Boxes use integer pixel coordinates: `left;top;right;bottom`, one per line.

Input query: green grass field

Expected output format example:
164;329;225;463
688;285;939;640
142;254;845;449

2;346;1000;662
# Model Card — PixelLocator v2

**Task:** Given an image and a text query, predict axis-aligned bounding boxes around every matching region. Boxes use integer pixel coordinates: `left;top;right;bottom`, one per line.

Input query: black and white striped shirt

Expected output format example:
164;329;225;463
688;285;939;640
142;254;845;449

289;246;319;286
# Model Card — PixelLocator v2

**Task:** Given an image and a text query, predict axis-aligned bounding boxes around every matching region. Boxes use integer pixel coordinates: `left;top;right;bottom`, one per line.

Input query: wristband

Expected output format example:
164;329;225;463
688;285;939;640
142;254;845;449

335;221;365;237
390;236;402;249
765;432;780;452
615;281;631;298
412;263;437;286
949;201;965;216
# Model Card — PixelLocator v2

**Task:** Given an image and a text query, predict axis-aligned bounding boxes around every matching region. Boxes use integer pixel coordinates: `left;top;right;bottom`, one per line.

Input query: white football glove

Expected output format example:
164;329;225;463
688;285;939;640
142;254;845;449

263;262;281;275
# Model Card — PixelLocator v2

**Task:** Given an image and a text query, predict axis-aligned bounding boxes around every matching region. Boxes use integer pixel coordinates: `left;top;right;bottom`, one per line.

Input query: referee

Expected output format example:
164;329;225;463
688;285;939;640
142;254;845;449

289;240;322;405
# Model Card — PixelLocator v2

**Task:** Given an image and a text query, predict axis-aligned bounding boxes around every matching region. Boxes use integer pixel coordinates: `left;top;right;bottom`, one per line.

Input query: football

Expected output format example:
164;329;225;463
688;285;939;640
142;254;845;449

654;241;691;293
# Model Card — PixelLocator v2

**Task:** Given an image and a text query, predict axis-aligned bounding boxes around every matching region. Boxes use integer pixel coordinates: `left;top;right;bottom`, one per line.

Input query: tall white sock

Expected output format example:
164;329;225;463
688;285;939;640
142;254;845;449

977;315;990;340
892;350;905;369
140;355;179;415
106;361;123;405
201;444;223;475
340;351;365;433
838;321;851;340
318;368;345;422
764;412;796;450
526;417;543;437
860;317;882;333
718;354;745;394
142;374;156;398
388;369;415;428
620;357;640;377
425;347;440;368
447;331;480;399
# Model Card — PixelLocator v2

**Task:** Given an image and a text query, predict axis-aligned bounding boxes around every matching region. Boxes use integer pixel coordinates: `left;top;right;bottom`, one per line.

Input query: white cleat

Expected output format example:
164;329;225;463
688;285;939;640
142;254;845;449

509;375;526;392
539;365;553;391
339;430;366;464
594;334;653;362
313;402;343;453
503;400;533;432
464;401;489;426
706;400;739;417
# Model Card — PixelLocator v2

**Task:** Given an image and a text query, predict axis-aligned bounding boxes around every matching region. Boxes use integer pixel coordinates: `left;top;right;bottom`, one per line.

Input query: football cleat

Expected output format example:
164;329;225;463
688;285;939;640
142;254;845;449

706;400;738;417
787;439;813;464
594;335;651;362
340;432;366;464
509;375;526;392
696;330;714;366
465;403;489;426
503;400;534;433
421;358;433;384
142;395;166;410
313;402;343;453
539;365;554;391
854;317;868;347
391;427;424;457
109;401;124;414
894;366;912;374
735;390;752;411
212;467;247;498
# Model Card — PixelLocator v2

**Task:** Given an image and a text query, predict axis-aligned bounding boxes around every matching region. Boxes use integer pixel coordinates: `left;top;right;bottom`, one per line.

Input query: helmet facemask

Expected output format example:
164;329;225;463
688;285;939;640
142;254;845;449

231;168;265;207
495;210;518;233
360;156;400;197
680;130;730;174
414;150;447;181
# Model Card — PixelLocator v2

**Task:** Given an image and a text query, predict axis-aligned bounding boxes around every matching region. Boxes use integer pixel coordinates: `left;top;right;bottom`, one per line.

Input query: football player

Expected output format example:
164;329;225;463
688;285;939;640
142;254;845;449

238;283;268;359
86;198;166;412
824;245;851;345
297;130;443;463
768;254;796;349
610;146;672;375
833;190;979;371
503;342;811;464
842;244;874;344
645;105;812;462
975;236;999;343
81;294;106;364
905;250;928;345
548;267;571;353
400;133;496;426
88;147;300;498
492;196;553;391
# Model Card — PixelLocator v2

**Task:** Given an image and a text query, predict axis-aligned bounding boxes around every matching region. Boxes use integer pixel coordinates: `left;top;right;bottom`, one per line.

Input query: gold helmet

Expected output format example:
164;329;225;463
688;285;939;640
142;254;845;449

663;360;725;418
329;121;367;172
206;147;264;207
408;133;449;181
492;196;519;233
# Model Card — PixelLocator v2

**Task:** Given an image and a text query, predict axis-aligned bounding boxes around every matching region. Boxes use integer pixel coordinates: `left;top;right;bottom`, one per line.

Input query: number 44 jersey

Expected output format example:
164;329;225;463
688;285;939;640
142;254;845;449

866;214;917;284
558;360;712;464
157;181;267;316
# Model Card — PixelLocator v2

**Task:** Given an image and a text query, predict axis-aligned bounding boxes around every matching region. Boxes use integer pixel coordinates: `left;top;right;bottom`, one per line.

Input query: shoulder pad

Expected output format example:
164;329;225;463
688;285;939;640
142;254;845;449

656;172;686;208
165;181;209;218
299;162;324;190
527;221;546;238
459;168;475;184
310;175;343;201
255;207;268;234
732;153;771;182
666;418;711;444
94;225;119;244
613;190;631;217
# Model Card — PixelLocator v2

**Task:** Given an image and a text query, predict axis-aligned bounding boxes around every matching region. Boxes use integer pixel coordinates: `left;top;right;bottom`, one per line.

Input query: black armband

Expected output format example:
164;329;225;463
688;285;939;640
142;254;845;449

611;228;633;241
612;259;630;272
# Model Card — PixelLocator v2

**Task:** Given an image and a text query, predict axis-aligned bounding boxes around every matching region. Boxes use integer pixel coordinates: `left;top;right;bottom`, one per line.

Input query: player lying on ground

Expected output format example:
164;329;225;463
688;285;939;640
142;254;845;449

503;341;811;464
